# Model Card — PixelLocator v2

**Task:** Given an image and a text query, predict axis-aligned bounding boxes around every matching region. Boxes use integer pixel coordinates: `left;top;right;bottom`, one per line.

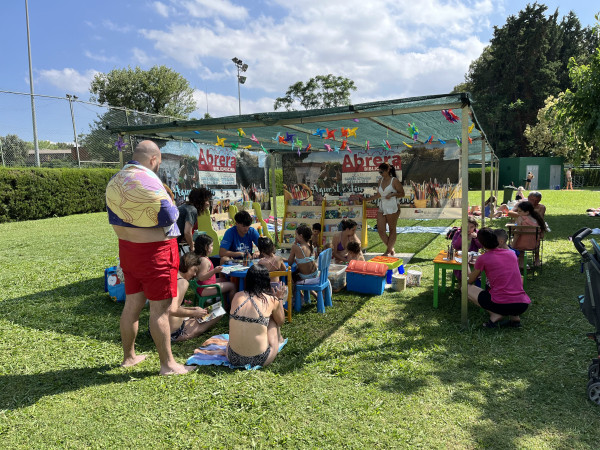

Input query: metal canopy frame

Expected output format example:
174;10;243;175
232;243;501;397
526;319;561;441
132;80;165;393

109;92;498;327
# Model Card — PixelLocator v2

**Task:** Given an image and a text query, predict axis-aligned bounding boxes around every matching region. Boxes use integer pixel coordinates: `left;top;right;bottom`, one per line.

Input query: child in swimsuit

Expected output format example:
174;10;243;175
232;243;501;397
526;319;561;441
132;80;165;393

346;241;365;262
227;264;286;368
256;237;286;283
193;234;236;303
288;224;319;284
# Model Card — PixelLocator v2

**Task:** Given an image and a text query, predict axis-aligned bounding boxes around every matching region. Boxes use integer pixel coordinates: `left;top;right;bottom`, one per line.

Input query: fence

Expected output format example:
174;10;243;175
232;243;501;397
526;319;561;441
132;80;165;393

0;90;176;168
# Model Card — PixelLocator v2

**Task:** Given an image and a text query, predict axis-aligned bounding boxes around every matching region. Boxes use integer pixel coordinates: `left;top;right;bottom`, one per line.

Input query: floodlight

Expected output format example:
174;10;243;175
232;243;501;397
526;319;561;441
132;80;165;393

239;76;246;84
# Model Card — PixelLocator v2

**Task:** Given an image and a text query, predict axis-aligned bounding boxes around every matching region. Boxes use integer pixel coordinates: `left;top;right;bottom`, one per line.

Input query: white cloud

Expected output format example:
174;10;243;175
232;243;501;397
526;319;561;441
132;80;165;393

37;68;99;94
192;89;274;118
153;1;170;17
132;47;155;66
178;0;248;20
84;50;117;63
140;0;500;105
102;19;132;33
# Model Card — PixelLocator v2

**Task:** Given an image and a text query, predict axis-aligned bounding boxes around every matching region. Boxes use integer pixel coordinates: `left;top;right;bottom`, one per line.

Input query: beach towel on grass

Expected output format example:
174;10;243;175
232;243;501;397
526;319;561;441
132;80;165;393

186;334;288;370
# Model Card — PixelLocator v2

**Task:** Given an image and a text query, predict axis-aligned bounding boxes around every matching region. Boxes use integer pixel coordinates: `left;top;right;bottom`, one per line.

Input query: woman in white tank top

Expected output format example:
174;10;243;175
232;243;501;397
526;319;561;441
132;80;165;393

367;163;405;256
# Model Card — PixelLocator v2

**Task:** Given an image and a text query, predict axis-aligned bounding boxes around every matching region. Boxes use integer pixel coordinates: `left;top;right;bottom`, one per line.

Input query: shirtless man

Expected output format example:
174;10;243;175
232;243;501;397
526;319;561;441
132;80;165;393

106;140;195;375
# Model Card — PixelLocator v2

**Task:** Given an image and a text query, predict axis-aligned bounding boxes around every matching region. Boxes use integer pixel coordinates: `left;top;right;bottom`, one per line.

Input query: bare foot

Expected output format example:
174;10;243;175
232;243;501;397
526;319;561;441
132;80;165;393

159;364;197;376
389;249;396;256
121;354;147;367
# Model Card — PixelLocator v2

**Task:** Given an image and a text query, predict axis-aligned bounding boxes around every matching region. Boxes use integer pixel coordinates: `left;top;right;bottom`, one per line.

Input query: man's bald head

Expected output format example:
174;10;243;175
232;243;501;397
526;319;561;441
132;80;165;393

133;140;161;172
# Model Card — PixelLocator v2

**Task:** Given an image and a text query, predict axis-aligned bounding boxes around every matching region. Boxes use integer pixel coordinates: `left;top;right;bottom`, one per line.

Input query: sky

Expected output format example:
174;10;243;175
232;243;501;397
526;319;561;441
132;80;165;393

1;0;598;143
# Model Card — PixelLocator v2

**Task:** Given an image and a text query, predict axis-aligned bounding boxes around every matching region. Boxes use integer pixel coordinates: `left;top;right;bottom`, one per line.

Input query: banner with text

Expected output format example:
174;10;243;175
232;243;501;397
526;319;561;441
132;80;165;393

157;141;270;212
281;145;461;219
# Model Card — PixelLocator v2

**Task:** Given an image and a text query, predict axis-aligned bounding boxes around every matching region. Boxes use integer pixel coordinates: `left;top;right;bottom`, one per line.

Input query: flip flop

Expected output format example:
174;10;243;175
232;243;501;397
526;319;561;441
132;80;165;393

482;319;500;328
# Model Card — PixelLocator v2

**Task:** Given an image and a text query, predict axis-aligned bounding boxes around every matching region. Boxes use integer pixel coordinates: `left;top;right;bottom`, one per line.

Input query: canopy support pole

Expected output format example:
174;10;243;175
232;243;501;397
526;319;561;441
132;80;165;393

270;153;278;245
460;105;470;328
481;138;486;227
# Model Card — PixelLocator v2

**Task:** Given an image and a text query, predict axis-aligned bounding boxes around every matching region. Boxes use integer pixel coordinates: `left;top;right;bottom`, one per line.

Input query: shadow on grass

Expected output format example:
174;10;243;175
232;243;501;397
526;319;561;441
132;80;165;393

0;365;155;411
2;277;126;343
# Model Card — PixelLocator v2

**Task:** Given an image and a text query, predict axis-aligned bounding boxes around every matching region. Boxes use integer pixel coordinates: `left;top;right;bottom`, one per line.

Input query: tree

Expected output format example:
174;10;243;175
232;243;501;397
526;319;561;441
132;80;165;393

550;16;600;163
524;94;592;163
463;4;597;158
274;74;357;111
1;134;28;166
90;65;196;119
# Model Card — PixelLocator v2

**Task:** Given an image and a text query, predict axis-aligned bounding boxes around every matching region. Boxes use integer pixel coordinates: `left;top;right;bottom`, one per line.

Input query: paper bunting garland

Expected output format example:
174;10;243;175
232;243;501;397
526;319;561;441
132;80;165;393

215;136;226;147
115;136;127;152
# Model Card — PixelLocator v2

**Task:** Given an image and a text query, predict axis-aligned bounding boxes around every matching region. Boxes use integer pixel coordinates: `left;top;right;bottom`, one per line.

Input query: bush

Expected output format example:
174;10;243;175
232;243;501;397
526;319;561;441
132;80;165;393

0;167;118;223
574;168;600;186
467;167;492;190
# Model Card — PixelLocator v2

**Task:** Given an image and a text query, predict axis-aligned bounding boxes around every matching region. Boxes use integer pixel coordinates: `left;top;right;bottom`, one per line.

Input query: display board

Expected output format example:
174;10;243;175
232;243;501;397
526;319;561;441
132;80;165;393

281;145;461;219
280;198;367;250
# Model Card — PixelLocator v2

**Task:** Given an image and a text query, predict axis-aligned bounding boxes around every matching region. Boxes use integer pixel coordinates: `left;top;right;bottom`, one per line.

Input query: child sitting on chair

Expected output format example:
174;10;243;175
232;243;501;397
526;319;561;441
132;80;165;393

289;224;319;285
257;237;286;283
346;241;365;262
164;252;222;343
193;234;236;302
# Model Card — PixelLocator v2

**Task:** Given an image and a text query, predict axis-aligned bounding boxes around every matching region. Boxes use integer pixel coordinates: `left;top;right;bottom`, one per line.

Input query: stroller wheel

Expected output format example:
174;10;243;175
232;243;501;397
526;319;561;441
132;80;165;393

587;378;600;405
589;362;600;379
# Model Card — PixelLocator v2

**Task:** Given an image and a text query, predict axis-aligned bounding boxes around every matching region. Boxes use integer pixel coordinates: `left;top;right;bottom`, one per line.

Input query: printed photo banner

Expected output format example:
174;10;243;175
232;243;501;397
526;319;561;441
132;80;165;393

156;141;270;211
281;145;461;219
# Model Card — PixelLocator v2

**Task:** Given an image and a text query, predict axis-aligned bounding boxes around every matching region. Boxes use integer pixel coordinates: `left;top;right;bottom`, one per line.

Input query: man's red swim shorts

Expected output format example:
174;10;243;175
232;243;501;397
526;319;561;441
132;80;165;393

119;238;179;301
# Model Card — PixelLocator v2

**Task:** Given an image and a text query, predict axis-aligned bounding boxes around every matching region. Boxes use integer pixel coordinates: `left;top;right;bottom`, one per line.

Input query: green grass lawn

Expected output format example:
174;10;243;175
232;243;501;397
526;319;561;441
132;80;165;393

1;189;600;448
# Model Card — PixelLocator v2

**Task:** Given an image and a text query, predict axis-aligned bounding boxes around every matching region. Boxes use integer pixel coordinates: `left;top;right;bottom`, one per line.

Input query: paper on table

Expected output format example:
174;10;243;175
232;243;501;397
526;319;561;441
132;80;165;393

221;264;248;274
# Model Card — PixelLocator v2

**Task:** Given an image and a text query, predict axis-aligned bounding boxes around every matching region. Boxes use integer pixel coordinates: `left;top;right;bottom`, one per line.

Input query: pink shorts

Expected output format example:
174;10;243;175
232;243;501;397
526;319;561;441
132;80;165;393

119;239;179;301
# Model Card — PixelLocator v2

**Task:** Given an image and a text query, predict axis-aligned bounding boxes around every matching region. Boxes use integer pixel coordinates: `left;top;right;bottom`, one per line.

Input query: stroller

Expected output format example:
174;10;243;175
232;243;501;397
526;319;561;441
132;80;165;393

572;228;600;404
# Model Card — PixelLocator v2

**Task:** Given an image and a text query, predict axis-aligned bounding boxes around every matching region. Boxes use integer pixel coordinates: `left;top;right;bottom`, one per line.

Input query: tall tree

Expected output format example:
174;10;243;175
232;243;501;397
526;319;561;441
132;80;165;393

550;15;600;163
1;134;29;166
462;3;597;158
274;74;357;111
90;65;196;119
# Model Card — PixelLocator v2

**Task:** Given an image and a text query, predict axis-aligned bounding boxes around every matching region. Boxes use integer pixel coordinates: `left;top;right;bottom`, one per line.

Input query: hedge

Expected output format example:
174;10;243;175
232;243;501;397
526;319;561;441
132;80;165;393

0;167;118;223
573;168;600;187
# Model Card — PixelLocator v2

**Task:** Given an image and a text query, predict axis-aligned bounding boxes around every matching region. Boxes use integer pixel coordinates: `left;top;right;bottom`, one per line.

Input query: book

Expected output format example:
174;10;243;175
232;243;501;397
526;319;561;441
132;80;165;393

197;301;226;323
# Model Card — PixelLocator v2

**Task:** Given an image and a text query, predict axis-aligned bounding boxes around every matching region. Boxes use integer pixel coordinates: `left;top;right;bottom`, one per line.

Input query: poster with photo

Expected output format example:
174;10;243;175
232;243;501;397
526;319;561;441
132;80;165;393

157;141;270;211
281;145;461;219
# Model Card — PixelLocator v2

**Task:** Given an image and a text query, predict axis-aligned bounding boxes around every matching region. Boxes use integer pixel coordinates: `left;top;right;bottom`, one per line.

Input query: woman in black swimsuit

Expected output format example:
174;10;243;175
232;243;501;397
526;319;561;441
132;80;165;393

227;264;286;367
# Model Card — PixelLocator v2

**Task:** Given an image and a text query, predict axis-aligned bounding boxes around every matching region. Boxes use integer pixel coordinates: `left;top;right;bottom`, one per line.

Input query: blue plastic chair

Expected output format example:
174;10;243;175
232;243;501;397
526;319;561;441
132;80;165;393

294;248;332;313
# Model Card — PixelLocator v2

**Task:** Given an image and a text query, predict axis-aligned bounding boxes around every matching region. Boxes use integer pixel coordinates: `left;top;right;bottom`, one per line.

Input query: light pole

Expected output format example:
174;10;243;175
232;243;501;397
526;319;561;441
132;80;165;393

232;57;248;115
25;0;40;166
66;94;81;168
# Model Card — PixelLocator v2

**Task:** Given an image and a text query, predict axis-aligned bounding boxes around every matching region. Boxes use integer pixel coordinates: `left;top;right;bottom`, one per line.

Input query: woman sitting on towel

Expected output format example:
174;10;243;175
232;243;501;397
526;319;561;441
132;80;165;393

227;264;286;368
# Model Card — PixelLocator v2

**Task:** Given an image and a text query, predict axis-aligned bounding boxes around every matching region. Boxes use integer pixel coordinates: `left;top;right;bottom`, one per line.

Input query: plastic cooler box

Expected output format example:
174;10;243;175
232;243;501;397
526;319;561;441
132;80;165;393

346;260;387;295
328;264;347;292
368;256;404;283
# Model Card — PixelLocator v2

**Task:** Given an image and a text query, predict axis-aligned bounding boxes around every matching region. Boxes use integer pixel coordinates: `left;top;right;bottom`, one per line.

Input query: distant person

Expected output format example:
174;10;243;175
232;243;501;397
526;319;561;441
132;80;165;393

467;228;531;328
177;187;212;254
219;210;260;263
311;223;323;256
525;171;534;190
566;168;573;190
515;186;525;201
106;140;194;375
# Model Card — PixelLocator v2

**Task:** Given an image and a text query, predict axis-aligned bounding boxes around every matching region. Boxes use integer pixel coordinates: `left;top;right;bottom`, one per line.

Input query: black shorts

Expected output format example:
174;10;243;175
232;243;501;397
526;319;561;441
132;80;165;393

478;290;529;316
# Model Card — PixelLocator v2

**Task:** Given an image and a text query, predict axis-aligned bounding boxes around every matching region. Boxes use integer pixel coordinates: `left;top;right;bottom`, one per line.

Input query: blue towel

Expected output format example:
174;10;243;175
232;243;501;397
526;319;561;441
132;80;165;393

186;334;288;370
